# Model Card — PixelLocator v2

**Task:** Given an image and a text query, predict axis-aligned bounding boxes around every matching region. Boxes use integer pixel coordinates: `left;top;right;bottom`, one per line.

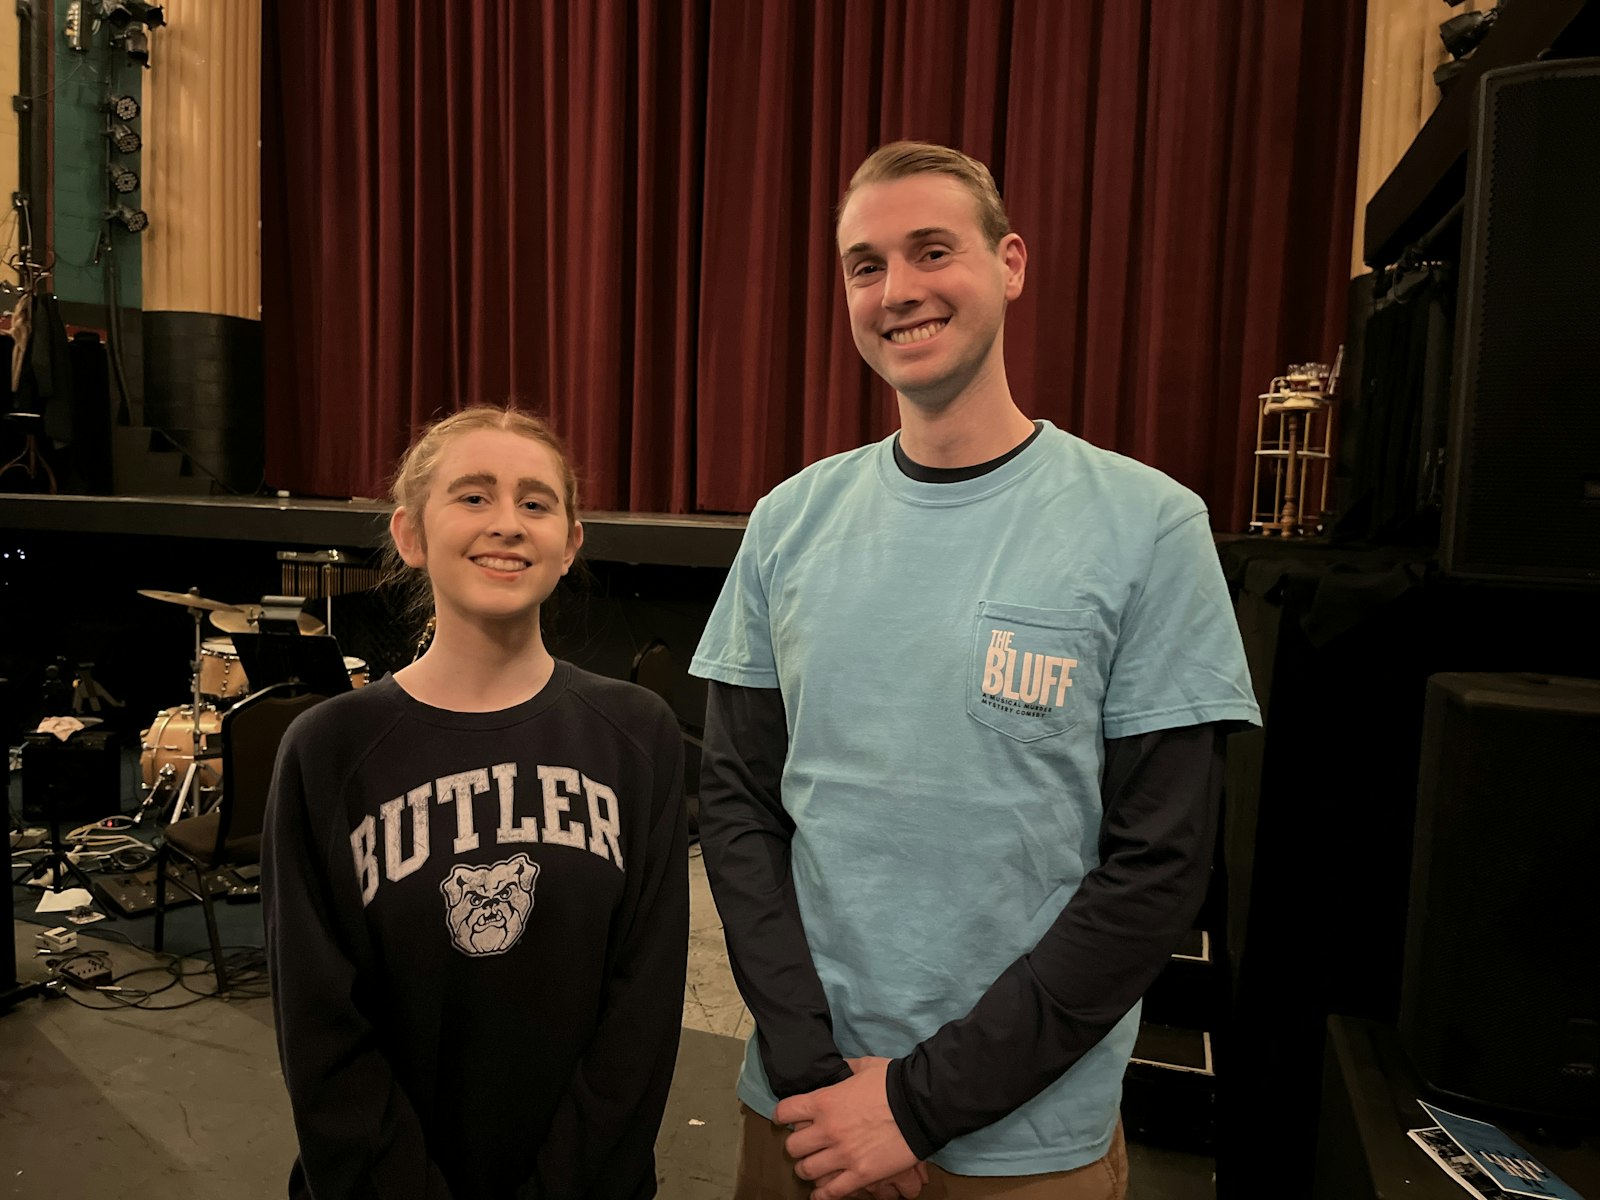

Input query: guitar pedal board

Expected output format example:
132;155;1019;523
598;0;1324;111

95;864;237;917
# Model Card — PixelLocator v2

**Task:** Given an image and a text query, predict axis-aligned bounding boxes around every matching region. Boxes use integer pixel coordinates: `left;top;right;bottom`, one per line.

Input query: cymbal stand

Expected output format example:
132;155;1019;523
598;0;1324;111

162;591;222;824
183;591;208;721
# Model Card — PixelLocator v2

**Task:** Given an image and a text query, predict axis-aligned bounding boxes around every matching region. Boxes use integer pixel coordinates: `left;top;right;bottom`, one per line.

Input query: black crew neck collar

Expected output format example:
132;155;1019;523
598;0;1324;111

893;420;1043;483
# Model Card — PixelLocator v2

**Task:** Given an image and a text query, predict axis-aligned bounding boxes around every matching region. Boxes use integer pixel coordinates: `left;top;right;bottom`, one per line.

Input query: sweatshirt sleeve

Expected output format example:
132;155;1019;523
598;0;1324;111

697;681;853;1098
262;724;457;1200
519;706;690;1200
884;722;1227;1160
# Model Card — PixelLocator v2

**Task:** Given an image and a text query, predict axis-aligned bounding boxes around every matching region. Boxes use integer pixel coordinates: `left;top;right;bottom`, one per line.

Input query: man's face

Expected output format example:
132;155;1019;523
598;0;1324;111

837;173;1025;410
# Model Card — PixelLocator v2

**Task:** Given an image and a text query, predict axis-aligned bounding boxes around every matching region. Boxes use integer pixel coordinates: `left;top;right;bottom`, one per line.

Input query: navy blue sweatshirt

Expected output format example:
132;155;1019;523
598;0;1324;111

263;664;688;1199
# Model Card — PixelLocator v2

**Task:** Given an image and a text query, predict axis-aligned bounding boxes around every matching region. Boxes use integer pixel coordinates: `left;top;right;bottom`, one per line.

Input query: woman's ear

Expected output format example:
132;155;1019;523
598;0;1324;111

390;506;427;569
562;520;584;575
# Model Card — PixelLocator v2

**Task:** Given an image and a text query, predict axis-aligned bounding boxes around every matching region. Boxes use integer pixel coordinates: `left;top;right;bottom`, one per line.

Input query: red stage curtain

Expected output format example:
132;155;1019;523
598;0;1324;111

263;0;704;511
263;0;1364;527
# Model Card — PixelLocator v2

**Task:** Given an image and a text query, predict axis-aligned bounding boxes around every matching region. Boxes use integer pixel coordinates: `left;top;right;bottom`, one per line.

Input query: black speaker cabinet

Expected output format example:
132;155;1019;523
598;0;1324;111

20;730;122;823
1400;673;1600;1121
1441;59;1600;583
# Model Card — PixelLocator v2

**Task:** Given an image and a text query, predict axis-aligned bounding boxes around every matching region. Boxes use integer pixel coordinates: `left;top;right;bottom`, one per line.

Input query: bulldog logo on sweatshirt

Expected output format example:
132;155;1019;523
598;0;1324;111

441;853;539;956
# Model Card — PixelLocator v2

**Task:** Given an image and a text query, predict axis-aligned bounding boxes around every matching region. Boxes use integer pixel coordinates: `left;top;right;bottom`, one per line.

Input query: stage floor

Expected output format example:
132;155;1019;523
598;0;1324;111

6;755;1216;1197
6;859;1218;1198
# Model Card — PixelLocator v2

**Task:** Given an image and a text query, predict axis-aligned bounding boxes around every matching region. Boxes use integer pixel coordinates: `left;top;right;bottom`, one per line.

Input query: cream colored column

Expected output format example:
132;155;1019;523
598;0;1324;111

1351;0;1493;275
0;12;20;256
144;0;261;317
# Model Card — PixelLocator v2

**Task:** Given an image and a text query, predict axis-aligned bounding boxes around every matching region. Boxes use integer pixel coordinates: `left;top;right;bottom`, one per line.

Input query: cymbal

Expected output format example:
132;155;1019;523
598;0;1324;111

209;606;327;636
137;588;242;613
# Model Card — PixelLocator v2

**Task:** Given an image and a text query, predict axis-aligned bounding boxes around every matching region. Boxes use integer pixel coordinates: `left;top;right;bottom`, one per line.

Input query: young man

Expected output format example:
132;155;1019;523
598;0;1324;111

690;142;1260;1200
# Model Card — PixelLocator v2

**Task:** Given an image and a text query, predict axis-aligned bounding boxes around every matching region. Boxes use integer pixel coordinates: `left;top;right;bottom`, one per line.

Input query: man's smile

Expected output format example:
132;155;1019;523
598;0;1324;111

885;318;949;345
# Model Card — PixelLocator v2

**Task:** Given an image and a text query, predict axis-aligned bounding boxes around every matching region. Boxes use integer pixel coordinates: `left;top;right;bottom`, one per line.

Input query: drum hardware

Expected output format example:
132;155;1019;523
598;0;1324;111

130;587;370;828
133;705;222;826
135;587;239;826
135;588;242;614
209;606;326;637
167;742;223;824
188;638;367;701
132;762;175;827
137;587;242;735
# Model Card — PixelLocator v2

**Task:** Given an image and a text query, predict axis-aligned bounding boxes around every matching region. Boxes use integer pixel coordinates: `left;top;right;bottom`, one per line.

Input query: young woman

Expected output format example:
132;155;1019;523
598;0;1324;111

263;406;689;1199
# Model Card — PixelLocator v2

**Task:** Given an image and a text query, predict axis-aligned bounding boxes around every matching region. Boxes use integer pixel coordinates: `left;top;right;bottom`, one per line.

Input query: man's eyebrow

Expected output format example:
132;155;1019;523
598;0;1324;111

840;227;960;257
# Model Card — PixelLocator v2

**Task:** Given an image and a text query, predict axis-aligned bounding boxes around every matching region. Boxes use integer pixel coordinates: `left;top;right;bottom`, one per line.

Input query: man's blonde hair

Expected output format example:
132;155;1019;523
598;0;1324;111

838;141;1011;249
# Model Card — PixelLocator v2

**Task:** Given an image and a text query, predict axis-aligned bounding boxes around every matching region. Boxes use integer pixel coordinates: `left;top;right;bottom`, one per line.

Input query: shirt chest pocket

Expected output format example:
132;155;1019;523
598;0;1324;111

967;601;1109;743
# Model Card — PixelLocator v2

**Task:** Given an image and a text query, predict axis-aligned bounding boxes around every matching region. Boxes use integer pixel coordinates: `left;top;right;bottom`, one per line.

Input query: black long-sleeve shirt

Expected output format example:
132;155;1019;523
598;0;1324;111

699;684;1225;1162
263;665;688;1199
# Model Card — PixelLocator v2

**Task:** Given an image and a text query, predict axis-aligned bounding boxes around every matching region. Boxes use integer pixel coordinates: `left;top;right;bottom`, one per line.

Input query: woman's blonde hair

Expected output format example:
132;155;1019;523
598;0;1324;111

381;405;580;627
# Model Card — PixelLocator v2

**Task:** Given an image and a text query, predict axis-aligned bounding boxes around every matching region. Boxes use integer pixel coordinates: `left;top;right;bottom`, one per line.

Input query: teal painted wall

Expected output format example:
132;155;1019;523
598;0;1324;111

52;0;142;308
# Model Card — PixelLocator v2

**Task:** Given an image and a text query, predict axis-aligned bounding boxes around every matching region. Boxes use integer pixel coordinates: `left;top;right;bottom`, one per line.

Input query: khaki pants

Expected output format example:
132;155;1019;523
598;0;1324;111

733;1103;1128;1200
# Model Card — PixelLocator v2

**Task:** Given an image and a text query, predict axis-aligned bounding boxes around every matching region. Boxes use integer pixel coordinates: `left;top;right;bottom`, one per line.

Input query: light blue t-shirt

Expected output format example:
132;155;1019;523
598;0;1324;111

690;422;1260;1175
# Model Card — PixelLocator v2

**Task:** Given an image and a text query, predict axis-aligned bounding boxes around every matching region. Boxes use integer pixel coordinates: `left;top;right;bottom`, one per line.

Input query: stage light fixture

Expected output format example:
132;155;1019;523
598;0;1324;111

123;23;151;68
1440;8;1499;60
98;0;165;29
109;123;141;154
109;205;149;233
1433;58;1471;95
110;165;139;194
65;0;87;50
108;94;140;121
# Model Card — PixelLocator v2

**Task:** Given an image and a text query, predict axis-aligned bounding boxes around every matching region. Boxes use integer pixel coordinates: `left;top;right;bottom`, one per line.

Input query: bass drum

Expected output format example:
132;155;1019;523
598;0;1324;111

139;705;223;790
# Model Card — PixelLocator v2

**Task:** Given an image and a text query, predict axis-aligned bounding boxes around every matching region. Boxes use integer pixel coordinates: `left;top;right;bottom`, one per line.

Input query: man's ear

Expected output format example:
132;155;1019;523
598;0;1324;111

391;506;427;569
1000;232;1027;302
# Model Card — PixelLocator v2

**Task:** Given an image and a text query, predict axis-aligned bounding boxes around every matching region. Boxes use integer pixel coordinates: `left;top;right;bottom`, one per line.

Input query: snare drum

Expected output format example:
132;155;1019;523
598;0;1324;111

345;656;369;688
197;638;250;699
139;705;223;789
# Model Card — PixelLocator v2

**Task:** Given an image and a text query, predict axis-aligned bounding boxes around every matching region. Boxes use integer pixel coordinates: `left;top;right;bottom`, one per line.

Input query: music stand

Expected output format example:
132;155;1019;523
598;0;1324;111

230;632;352;698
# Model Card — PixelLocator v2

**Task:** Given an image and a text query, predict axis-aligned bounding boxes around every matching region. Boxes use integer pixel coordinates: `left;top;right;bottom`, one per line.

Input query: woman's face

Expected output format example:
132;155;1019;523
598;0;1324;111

390;428;582;629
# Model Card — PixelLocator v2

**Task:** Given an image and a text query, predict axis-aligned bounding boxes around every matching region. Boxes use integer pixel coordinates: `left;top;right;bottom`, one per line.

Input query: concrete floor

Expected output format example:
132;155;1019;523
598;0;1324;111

3;850;1215;1198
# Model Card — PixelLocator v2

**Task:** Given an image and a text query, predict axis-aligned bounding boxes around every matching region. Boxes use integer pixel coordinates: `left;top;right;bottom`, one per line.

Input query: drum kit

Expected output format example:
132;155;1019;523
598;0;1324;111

132;587;368;826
